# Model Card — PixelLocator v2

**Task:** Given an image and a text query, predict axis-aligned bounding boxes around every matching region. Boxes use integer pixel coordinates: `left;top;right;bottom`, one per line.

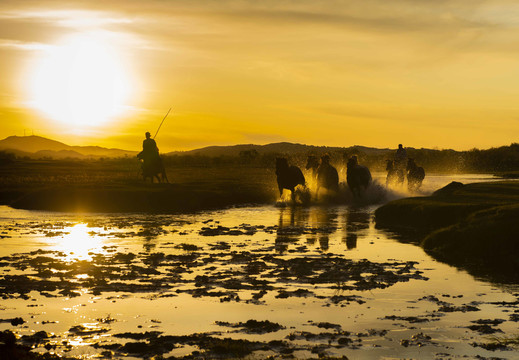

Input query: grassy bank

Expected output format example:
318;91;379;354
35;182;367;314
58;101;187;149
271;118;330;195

375;181;519;280
0;160;277;213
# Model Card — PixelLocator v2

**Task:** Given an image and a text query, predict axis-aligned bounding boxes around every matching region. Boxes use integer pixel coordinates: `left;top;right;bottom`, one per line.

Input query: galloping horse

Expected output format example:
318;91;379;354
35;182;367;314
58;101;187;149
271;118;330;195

315;154;339;199
346;156;372;198
276;157;306;201
406;158;425;191
385;159;404;187
305;155;319;180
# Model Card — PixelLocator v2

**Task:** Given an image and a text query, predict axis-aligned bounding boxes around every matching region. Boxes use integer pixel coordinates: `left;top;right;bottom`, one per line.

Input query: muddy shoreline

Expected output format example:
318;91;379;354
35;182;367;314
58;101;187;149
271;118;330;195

375;181;519;281
0;183;275;213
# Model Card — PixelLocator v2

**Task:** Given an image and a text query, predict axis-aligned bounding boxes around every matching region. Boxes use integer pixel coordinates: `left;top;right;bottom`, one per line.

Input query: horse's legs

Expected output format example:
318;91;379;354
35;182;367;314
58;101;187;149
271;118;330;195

315;185;320;201
290;188;296;202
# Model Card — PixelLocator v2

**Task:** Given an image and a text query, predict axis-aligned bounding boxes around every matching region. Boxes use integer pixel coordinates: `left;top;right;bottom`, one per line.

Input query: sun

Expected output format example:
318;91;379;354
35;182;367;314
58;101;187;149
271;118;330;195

28;32;132;128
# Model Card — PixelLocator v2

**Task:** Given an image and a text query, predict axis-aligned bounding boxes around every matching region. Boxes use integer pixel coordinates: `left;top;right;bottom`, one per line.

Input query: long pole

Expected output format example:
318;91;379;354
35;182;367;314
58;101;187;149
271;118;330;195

153;107;172;139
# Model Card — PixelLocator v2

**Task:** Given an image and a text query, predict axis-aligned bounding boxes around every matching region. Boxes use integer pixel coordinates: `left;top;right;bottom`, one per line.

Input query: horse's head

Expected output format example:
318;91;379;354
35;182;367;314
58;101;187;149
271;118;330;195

320;154;330;166
306;156;318;170
347;156;358;169
276;157;289;171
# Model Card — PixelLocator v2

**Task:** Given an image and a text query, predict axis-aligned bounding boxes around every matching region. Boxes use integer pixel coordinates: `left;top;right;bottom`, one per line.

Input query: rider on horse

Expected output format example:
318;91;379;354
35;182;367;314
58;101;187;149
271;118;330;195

137;132;167;182
141;132;159;161
394;144;408;172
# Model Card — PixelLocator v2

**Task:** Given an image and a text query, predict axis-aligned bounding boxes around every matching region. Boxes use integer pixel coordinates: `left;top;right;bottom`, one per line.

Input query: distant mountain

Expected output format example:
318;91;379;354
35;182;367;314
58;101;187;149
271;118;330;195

0;135;72;153
166;142;391;157
34;149;86;159
0;136;137;159
0;135;395;160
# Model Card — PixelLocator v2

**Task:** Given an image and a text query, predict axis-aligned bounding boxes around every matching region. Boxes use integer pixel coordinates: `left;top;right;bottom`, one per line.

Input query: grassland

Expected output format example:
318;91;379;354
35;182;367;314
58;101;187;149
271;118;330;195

0;158;277;213
375;181;519;280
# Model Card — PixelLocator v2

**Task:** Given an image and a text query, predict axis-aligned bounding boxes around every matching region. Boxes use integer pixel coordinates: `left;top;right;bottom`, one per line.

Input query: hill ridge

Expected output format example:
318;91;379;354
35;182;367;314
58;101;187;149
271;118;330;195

1;135;398;159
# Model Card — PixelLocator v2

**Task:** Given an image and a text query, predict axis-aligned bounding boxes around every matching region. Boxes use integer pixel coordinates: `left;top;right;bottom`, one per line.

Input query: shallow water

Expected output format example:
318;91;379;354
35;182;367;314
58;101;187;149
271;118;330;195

0;174;517;359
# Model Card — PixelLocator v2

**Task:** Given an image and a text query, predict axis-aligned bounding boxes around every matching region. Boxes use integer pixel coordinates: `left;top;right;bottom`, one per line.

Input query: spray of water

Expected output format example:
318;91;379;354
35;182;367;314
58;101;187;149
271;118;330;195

275;177;429;208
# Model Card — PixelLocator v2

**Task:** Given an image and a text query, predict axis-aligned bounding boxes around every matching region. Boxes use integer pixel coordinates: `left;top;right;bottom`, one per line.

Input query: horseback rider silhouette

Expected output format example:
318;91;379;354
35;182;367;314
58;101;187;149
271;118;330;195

394;144;408;172
137;132;167;183
142;131;159;161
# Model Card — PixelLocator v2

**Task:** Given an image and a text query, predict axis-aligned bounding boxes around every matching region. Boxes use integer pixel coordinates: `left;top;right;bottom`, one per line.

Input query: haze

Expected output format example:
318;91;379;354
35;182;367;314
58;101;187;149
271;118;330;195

1;0;518;152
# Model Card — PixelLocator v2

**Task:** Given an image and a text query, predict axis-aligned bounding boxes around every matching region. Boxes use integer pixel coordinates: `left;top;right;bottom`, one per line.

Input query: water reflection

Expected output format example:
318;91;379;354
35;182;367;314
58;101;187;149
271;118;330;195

308;207;338;251
275;206;307;253
343;210;370;250
52;223;104;260
276;206;369;252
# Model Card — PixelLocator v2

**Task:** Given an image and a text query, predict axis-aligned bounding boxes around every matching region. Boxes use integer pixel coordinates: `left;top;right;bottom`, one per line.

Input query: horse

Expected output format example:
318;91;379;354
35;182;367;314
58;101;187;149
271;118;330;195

385;159;404;187
305;155;319;180
276;157;305;201
315;154;339;199
346;156;372;198
407;158;425;191
138;152;169;183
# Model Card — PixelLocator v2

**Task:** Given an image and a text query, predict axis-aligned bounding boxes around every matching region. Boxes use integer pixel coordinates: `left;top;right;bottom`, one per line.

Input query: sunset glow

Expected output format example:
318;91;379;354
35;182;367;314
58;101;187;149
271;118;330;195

0;2;518;151
27;33;132;129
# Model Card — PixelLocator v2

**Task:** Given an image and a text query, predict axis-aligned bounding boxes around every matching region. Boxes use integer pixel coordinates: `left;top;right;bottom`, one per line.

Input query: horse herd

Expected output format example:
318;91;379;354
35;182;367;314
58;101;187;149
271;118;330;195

276;155;425;201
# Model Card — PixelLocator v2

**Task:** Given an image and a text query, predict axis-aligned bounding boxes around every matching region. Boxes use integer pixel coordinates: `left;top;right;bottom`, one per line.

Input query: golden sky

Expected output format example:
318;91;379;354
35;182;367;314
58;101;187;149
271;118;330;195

0;0;518;152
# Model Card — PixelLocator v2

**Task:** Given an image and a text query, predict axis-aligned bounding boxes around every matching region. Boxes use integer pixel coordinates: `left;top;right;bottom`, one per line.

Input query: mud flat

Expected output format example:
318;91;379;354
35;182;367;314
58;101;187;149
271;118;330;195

375;181;519;280
0;182;275;213
0;204;518;359
0;162;277;213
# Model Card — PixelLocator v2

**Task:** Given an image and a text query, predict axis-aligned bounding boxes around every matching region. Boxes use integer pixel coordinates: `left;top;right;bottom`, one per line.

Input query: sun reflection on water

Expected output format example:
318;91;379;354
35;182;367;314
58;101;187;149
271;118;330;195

52;224;104;261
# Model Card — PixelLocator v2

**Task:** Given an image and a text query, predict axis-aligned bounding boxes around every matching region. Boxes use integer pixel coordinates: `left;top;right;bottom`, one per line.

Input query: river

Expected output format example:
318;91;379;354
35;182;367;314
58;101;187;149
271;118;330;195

0;174;517;359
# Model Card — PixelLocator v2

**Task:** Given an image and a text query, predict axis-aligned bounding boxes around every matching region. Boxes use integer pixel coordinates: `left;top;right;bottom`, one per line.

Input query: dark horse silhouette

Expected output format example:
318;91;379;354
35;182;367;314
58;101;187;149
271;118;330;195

346;156;372;198
406;158;425;191
315;154;339;199
276;157;305;201
137;152;169;183
385;159;404;187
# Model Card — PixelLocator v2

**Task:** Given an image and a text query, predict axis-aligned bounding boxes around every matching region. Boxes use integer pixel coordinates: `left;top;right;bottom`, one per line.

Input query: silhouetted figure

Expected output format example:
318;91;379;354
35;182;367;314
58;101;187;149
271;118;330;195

394;144;408;172
315;154;339;199
143;132;159;157
385;159;404;187
346;156;372;198
276;157;305;201
137;132;168;183
407;158;425;191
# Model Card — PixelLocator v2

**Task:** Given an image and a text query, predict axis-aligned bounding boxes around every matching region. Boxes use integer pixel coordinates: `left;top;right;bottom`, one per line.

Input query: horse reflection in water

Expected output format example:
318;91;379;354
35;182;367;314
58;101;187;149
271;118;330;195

275;207;340;252
309;207;338;251
275;207;309;253
343;210;370;250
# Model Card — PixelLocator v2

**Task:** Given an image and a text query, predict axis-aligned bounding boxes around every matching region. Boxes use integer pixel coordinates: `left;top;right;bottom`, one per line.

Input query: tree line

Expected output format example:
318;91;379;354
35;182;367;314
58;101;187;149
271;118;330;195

2;143;519;174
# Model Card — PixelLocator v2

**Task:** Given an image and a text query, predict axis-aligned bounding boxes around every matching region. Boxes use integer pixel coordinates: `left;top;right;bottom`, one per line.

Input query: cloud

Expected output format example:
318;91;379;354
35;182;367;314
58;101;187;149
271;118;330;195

0;39;53;51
